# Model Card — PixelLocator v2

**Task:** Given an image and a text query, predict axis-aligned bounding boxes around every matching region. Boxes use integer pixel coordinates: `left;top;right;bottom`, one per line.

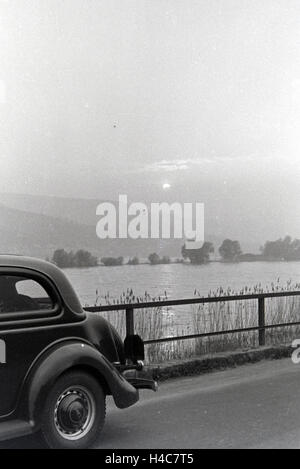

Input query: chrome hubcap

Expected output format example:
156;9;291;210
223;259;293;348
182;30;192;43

54;387;95;440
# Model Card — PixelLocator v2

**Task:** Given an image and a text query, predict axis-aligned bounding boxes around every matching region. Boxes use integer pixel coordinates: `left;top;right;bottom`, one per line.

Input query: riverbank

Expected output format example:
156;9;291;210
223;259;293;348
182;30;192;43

94;258;300;268
57;257;300;269
150;344;293;381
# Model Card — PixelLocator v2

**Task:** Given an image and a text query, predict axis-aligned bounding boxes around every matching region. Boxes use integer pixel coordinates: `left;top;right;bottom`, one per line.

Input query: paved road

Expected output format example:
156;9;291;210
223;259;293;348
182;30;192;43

2;358;300;449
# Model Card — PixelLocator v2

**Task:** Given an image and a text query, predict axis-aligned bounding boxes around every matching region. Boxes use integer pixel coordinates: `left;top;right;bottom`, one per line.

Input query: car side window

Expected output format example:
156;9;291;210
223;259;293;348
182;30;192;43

0;275;55;314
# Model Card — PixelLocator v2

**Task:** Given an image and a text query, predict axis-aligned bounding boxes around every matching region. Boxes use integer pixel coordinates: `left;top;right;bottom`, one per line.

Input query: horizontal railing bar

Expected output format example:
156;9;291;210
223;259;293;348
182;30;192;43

144;320;300;344
84;290;300;313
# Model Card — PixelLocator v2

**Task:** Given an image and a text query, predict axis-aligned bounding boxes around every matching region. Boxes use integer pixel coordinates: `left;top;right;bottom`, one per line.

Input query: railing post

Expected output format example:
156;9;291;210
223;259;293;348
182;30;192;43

126;307;134;337
258;297;265;346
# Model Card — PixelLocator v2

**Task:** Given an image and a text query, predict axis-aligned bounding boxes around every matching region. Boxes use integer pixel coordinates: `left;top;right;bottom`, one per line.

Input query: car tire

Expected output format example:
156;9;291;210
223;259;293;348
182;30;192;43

40;371;106;449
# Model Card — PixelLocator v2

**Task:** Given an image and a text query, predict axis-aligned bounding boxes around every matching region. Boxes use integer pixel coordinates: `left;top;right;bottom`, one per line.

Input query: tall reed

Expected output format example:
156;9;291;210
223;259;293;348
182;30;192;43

93;280;300;363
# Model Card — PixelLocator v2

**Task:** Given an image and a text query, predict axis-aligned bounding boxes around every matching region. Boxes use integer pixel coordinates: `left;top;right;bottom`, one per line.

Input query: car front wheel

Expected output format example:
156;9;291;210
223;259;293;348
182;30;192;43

40;371;106;449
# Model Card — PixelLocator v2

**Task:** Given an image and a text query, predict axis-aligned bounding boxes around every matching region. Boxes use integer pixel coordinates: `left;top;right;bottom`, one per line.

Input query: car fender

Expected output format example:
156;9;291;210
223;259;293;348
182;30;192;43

25;340;139;425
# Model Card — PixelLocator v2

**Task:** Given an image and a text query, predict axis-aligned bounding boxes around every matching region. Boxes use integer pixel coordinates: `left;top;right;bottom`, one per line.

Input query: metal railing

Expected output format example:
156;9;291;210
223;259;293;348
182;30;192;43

84;291;300;347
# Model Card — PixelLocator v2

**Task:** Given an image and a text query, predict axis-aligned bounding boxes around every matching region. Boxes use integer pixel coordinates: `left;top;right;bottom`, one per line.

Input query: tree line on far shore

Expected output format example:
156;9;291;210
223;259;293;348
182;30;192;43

51;249;98;268
50;250;173;268
182;236;300;264
50;236;300;268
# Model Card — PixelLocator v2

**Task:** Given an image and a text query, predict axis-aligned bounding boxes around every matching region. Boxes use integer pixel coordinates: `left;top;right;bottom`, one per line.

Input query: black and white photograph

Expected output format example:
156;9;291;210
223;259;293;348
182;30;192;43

0;0;300;453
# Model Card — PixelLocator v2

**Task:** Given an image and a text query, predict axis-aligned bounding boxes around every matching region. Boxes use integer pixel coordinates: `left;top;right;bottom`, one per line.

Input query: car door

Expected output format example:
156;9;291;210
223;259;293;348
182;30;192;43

0;270;61;417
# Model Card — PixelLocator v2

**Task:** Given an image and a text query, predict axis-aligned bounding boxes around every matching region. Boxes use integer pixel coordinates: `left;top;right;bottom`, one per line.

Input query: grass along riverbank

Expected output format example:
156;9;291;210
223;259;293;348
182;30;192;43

93;280;300;363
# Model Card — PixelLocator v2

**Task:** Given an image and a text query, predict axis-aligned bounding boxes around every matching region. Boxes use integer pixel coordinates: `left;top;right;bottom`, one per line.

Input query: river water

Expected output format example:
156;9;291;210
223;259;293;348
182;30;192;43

64;261;300;307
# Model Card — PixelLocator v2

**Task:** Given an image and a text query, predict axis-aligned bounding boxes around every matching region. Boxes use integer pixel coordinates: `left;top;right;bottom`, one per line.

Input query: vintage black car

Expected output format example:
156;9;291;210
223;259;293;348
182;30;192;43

0;255;157;449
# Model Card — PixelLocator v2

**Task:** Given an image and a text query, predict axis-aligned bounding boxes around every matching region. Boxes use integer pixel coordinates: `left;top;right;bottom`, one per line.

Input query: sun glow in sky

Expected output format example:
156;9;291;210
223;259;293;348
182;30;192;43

0;0;299;239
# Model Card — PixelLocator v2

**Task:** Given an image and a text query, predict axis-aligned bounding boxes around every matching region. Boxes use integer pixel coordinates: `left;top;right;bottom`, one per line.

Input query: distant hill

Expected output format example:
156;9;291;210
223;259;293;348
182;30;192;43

0;202;225;259
0;193;99;226
0;204;100;258
0;192;261;258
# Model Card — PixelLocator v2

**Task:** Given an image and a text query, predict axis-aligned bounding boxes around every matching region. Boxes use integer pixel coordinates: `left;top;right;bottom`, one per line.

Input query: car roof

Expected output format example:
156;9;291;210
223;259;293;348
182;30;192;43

0;255;84;314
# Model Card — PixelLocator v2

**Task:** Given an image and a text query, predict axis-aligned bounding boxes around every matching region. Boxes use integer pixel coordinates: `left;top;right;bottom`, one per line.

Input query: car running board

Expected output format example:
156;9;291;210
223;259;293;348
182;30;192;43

0;419;34;442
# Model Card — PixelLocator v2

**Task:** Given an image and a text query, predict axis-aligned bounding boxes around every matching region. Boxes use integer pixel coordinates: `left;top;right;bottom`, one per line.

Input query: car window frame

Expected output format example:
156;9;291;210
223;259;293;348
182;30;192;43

0;268;61;323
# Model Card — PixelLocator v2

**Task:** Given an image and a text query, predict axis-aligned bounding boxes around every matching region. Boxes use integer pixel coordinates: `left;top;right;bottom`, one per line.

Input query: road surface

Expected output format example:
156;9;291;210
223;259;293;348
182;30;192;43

1;358;300;449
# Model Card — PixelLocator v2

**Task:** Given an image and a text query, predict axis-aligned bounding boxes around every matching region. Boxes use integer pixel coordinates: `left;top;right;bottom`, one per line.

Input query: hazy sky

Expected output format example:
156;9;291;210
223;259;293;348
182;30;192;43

0;0;300;236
